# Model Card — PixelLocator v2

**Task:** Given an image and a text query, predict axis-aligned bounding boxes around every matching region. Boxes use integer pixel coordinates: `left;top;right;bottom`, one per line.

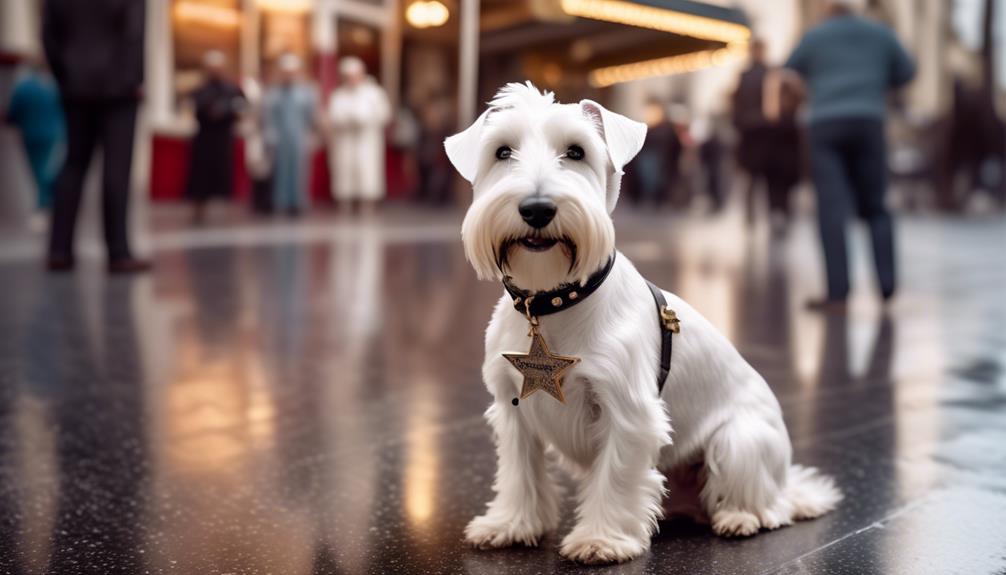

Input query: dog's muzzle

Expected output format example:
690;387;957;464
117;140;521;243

518;196;556;229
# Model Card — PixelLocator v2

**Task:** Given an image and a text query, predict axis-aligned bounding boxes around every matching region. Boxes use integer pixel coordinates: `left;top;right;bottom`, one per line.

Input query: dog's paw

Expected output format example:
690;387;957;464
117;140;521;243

464;513;545;549
711;509;761;537
559;533;646;565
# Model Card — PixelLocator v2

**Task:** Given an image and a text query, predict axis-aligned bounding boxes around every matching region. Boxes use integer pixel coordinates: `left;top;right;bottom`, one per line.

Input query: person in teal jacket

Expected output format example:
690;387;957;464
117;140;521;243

6;62;66;211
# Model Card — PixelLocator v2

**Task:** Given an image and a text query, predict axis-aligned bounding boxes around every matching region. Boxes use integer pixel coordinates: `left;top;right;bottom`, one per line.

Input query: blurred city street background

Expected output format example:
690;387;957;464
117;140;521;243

1;0;1006;573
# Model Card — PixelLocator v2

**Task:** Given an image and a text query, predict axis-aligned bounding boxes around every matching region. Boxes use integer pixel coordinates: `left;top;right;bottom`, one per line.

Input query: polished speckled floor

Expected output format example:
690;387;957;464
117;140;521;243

1;207;1005;574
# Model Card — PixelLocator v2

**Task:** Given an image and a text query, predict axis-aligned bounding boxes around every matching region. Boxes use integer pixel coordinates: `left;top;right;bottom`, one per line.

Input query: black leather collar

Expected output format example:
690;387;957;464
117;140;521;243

502;254;616;318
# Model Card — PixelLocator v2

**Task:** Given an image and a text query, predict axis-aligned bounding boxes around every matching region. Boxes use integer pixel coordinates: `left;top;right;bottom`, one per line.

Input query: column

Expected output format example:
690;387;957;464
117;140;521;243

0;0;40;56
314;0;338;99
381;0;402;110
458;0;480;127
146;0;174;127
242;1;262;82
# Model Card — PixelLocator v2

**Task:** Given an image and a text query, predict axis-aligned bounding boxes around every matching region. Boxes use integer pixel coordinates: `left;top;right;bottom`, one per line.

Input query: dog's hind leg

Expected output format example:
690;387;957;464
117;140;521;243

701;413;843;537
465;402;560;549
701;414;794;537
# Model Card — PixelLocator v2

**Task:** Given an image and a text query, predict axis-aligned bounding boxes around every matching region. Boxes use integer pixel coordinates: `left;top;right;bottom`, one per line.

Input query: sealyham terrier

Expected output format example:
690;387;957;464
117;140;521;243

445;82;841;565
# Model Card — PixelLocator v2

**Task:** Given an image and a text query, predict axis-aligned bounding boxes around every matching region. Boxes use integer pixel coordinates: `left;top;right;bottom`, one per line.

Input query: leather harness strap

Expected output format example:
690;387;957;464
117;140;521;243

645;279;679;395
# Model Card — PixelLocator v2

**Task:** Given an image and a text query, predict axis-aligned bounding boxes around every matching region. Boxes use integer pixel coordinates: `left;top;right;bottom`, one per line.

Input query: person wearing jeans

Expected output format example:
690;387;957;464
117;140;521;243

785;0;915;310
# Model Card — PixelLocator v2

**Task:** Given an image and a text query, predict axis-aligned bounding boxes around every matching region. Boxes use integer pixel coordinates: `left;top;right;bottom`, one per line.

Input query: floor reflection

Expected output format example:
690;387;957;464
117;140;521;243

2;275;150;574
0;212;1004;574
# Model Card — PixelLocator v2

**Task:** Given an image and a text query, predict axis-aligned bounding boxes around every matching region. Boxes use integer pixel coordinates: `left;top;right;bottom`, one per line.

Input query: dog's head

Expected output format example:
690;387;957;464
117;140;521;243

446;82;646;292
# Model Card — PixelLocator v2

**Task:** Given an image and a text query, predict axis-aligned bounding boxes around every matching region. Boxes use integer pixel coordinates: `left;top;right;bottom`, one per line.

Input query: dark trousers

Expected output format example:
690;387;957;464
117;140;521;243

809;118;895;301
745;174;792;222
49;99;138;261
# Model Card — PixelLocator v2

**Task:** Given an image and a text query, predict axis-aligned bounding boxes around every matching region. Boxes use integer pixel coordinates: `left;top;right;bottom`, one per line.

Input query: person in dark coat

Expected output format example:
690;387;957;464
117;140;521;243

43;0;149;273
416;94;455;205
734;39;778;226
734;40;805;234
186;51;245;224
761;67;804;234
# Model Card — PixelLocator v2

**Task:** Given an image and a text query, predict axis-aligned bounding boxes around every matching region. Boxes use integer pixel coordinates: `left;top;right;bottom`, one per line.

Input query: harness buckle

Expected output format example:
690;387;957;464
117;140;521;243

660;306;681;334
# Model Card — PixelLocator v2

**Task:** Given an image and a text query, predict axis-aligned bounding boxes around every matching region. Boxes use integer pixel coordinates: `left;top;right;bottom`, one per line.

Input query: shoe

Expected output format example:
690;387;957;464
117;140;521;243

108;258;152;274
805;298;847;313
46;256;74;272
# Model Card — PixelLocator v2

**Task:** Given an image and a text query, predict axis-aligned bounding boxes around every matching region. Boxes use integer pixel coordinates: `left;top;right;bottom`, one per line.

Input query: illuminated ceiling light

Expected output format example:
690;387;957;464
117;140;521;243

406;1;450;29
561;0;750;44
173;2;241;28
255;0;312;14
589;43;747;87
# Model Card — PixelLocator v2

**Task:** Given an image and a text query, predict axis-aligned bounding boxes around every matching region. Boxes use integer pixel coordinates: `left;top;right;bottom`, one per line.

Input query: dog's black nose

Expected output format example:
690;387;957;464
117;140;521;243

518;196;557;229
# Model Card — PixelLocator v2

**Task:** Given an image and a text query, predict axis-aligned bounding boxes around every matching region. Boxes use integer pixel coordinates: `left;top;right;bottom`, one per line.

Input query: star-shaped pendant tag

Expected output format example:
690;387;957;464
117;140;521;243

503;327;580;403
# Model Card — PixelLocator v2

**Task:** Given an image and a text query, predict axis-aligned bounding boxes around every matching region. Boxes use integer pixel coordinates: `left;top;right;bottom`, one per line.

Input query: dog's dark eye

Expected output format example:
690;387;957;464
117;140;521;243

495;146;512;160
566;145;585;161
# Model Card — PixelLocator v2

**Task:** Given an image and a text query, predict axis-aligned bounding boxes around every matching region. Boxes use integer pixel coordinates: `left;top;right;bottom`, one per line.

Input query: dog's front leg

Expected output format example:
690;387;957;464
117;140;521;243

465;400;560;549
560;380;669;564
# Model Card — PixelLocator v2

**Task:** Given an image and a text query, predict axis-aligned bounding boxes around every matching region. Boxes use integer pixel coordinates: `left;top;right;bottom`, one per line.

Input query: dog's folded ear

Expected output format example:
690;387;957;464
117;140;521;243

579;100;647;173
580;100;647;212
444;109;492;183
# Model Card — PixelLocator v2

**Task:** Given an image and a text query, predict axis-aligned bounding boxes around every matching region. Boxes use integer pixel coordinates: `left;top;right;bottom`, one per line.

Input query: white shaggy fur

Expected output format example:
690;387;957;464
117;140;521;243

447;83;842;565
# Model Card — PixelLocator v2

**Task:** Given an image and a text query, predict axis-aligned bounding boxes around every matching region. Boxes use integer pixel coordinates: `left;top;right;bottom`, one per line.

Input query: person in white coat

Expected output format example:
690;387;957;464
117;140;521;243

327;57;390;214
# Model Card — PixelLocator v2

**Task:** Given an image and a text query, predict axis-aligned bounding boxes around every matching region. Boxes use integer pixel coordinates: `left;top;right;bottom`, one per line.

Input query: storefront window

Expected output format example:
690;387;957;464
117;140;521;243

260;10;312;81
338;19;383;79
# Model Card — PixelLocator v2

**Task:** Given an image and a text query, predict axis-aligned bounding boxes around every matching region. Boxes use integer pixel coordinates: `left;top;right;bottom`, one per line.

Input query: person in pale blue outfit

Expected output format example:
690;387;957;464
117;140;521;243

6;62;66;211
265;54;318;215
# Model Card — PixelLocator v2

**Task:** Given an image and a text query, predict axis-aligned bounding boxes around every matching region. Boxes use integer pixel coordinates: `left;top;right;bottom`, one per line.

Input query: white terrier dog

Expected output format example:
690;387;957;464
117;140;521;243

446;82;841;565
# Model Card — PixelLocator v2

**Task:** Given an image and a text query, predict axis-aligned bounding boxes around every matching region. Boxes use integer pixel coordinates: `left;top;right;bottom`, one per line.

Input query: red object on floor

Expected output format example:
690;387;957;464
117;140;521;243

233;138;249;200
150;133;249;202
149;133;404;204
310;148;332;203
386;146;414;200
150;135;190;201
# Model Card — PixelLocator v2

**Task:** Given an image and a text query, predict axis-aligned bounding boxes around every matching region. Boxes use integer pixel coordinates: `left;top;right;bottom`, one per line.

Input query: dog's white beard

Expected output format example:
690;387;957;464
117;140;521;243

461;190;615;292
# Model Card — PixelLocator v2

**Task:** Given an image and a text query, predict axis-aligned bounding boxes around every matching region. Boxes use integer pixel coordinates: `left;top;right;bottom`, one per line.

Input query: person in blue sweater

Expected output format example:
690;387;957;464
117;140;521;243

785;0;915;311
6;61;66;214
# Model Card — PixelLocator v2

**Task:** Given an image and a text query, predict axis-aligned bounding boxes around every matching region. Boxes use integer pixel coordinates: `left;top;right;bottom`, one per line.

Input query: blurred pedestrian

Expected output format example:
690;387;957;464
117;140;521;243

265;54;318;217
945;77;1006;210
42;0;149;273
415;94;455;206
327;56;390;215
786;0;915;310
762;66;804;234
5;58;65;224
186;51;245;224
693;115;726;214
733;39;799;231
634;99;680;208
242;77;273;215
390;103;420;200
667;104;694;207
